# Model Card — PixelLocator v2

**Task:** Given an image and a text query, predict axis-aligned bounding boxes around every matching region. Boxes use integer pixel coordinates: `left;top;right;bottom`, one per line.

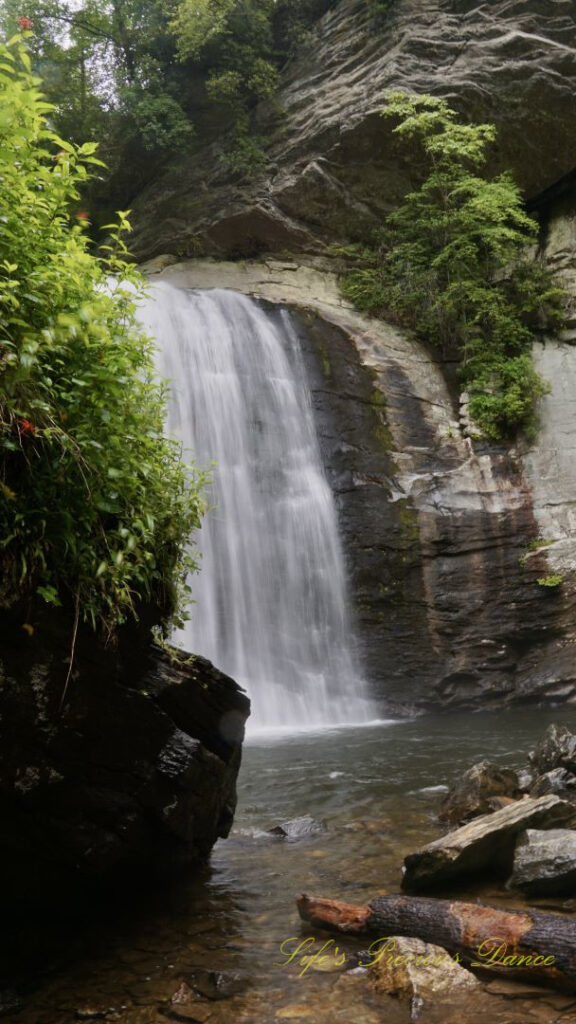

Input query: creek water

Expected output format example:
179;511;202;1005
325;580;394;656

138;284;373;732
12;708;576;1024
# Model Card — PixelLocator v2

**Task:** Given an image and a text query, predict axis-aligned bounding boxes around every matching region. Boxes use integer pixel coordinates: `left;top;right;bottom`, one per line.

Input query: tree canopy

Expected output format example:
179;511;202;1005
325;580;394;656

0;0;338;216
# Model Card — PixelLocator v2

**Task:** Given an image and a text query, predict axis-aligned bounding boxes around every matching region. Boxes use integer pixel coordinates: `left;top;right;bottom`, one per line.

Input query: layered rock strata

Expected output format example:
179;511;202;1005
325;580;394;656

129;0;576;262
146;258;576;712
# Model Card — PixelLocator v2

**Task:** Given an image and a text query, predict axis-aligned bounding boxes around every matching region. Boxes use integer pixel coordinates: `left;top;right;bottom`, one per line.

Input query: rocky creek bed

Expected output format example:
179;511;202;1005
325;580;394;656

5;709;576;1024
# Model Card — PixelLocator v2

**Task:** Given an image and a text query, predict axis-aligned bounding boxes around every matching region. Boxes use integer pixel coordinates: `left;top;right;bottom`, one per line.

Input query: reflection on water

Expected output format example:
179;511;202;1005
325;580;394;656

9;708;576;1023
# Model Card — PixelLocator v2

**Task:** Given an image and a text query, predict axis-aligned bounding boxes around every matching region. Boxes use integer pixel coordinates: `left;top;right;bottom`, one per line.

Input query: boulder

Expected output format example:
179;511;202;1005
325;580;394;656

517;768;535;793
508;828;576;895
530;767;576;803
268;815;327;840
402;795;576;892
528;724;576;775
439;761;520;825
0;603;250;910
369;935;480;1002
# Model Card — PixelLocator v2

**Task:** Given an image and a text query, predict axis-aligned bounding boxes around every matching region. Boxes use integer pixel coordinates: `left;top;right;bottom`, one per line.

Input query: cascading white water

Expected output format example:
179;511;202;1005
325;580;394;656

139;282;374;732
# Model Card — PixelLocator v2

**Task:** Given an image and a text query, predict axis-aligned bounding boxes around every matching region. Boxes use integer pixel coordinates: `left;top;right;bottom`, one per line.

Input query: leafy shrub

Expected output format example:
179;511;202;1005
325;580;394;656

122;91;194;157
341;92;565;440
0;35;206;635
537;575;564;588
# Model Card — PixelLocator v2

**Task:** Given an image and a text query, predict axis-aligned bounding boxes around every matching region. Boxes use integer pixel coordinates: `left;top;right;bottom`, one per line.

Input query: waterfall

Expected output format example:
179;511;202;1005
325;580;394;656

139;283;374;732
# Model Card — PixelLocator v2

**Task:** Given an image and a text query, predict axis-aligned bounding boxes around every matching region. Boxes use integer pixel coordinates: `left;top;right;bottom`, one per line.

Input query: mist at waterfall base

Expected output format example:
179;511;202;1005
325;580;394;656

139;283;380;736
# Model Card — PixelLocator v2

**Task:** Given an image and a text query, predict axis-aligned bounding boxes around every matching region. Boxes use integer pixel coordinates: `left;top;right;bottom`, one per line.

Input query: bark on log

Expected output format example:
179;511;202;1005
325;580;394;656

297;893;576;989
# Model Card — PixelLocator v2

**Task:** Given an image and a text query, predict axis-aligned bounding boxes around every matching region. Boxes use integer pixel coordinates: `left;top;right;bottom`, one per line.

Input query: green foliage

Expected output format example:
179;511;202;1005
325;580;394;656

0;35;206;634
341;92;565;440
168;0;237;61
121;89;194;156
537;574;564;588
0;1;338;204
369;0;393;27
519;537;555;567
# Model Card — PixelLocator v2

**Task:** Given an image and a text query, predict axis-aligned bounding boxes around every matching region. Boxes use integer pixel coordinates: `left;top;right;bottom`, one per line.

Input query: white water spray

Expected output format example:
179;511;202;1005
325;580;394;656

139;283;374;731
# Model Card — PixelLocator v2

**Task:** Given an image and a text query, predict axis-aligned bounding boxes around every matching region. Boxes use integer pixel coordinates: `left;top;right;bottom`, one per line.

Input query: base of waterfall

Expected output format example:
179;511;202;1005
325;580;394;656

245;715;396;743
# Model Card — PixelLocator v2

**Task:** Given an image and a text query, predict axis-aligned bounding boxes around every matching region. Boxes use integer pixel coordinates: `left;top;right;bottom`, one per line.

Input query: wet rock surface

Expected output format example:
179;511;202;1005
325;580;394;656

268;816;328;840
530;768;576;802
369;935;480;1002
529;723;576;776
402;795;576;892
439;761;521;826
148;260;576;713
0;604;249;908
508;827;576;895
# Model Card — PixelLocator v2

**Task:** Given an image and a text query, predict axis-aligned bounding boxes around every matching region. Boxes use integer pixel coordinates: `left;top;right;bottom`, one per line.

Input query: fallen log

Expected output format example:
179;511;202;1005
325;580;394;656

297;893;576;989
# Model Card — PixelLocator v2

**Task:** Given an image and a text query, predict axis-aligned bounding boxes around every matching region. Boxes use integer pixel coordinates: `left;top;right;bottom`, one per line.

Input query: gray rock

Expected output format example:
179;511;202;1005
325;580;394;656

402;795;576;892
184;969;247;1001
369;935;480;1002
517;768;535;793
530;767;576;803
130;0;576;262
268;815;327;840
508;828;576;895
439;761;520;825
529;724;576;775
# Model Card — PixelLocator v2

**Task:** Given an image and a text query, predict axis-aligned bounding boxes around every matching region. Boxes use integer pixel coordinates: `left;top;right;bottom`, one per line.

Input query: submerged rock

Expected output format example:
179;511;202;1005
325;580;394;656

439;761;520;825
268;815;327;840
183;969;247;1001
369;935;480;1002
508;828;576;895
402;795;576;891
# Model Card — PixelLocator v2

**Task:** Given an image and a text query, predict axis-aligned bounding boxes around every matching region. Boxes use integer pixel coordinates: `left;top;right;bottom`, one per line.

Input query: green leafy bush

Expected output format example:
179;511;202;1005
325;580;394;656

0;34;206;635
341;92;565;440
121;90;194;157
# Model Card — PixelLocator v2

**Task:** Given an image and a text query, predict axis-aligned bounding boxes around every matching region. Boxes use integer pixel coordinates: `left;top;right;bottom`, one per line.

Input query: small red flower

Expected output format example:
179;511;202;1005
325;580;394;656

18;16;33;30
76;211;89;221
19;419;36;435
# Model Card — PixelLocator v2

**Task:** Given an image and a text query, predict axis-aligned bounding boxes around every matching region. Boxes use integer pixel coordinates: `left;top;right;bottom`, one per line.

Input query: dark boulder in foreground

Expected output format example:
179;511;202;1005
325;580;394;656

0;604;250;907
402;795;576;892
508;828;576;896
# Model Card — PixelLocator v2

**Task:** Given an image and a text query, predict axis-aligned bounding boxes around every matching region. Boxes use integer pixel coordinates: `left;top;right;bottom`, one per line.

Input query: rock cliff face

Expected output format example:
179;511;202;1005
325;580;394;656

129;0;576;262
147;257;576;713
128;0;576;713
0;605;249;907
